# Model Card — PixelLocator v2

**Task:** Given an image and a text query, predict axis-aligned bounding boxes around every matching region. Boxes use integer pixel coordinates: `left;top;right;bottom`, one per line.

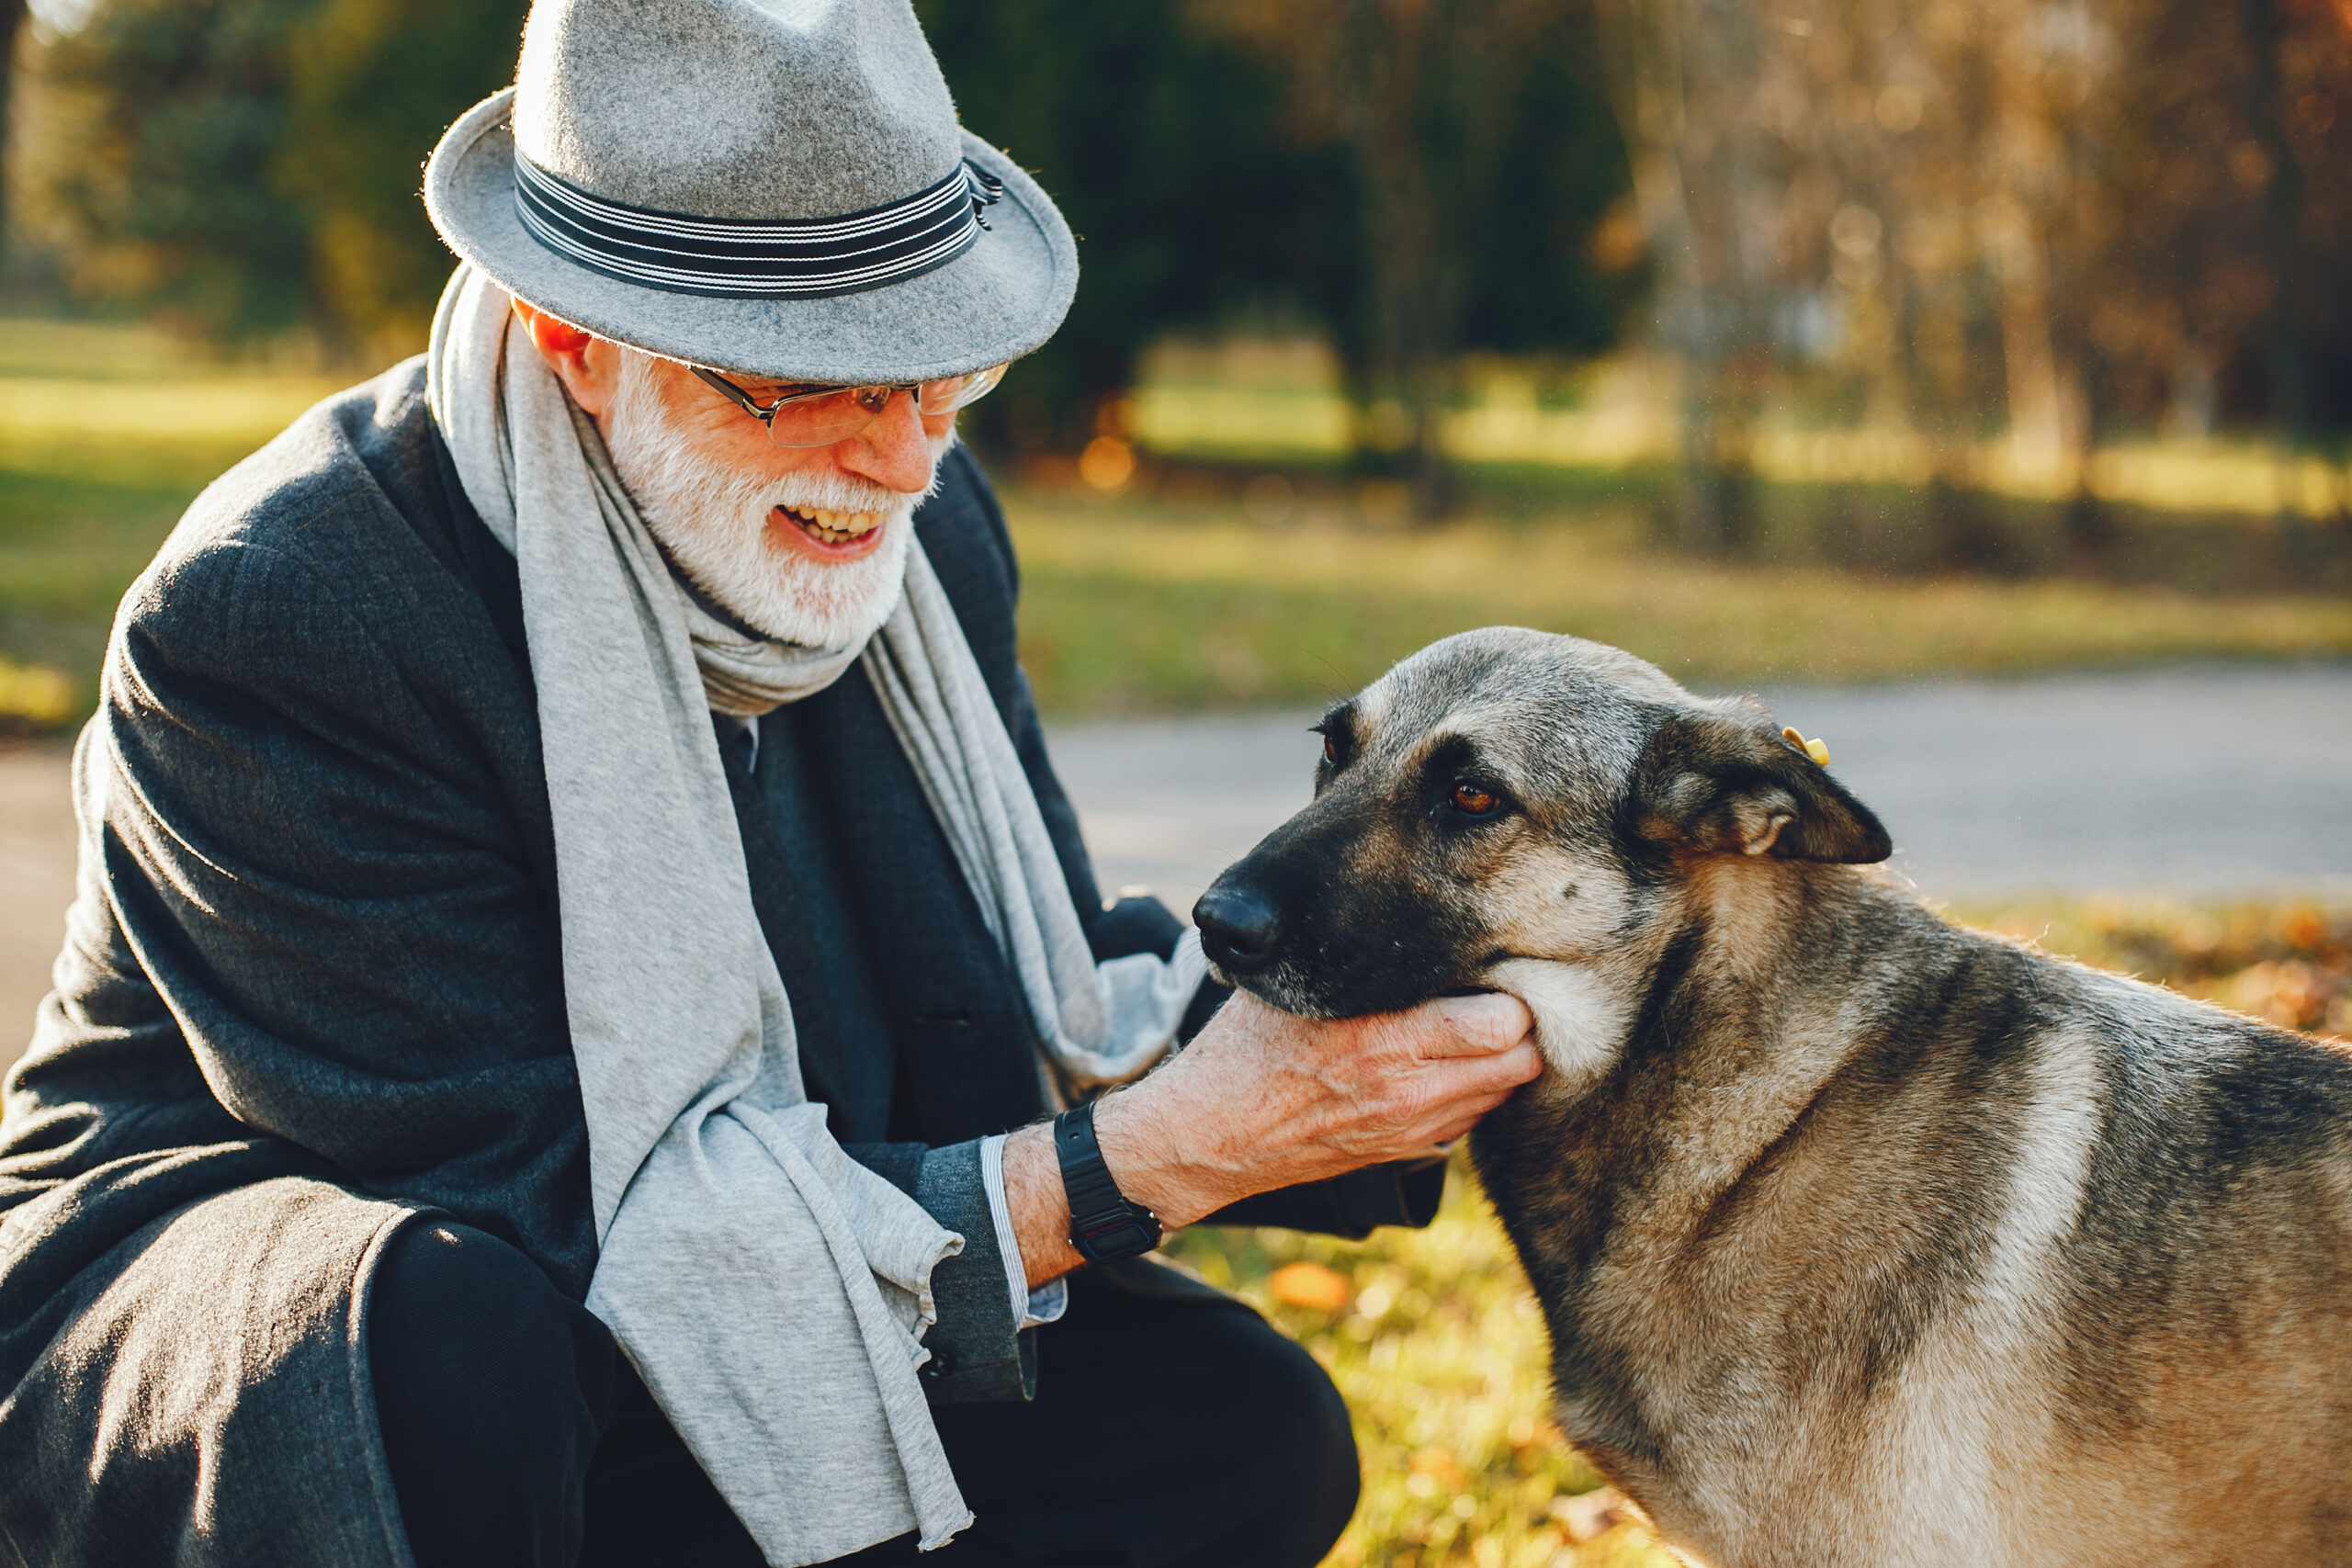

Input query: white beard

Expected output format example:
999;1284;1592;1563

600;350;948;650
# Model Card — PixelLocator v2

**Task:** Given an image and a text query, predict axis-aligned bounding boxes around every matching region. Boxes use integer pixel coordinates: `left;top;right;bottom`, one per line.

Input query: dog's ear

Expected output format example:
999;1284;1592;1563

1634;713;1893;863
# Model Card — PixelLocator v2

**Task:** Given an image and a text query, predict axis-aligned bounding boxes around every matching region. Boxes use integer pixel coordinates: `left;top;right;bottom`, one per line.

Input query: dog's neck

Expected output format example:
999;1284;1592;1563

1467;862;1962;1472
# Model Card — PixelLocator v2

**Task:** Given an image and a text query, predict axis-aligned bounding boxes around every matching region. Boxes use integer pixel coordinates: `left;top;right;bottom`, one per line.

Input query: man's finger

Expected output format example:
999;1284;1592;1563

1408;1043;1544;1113
1424;1111;1490;1146
1466;1042;1544;1089
1411;992;1536;1057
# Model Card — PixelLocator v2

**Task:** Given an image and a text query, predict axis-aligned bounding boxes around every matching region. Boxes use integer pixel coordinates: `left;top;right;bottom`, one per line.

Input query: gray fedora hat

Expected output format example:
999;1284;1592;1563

424;0;1077;385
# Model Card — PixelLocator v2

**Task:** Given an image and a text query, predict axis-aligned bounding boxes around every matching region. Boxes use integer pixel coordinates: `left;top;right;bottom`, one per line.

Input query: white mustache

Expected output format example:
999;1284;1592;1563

759;470;914;520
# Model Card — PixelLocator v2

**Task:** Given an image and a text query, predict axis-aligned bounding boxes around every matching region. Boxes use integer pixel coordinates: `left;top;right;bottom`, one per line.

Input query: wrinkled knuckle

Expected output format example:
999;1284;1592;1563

1358;1085;1408;1132
1384;1078;1440;1128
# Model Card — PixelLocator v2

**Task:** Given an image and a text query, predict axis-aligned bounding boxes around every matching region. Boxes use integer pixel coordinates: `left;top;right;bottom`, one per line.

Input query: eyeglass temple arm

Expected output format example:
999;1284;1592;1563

689;366;775;420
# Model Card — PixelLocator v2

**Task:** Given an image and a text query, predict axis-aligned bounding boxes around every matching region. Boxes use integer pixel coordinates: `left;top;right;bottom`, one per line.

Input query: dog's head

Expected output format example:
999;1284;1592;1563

1194;628;1892;1089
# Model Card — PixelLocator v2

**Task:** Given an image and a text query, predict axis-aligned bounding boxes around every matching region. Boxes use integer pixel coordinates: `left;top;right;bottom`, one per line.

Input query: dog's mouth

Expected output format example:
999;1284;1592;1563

775;504;888;546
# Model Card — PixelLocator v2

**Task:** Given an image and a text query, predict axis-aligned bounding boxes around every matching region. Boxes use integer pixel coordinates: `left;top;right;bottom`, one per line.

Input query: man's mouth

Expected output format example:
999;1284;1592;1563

776;504;888;545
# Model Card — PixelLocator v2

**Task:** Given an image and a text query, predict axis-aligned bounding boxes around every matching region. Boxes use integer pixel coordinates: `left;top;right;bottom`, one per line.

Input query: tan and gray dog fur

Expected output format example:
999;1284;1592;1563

1193;627;2352;1568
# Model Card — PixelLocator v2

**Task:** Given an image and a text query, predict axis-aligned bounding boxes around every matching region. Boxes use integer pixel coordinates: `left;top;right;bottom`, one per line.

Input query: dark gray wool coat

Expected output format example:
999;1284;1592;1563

0;360;1440;1568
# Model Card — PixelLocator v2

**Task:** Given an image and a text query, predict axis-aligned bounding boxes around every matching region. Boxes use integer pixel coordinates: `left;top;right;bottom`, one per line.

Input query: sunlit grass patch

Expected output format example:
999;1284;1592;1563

1167;1173;1677;1568
0;320;345;715
0;659;76;729
1953;896;2352;1039
1005;490;2352;718
1131;357;2352;521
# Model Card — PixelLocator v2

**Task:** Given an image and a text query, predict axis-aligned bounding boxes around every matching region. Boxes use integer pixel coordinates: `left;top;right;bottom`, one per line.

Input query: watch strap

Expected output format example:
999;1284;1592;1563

1054;1101;1123;1211
1054;1101;1161;1261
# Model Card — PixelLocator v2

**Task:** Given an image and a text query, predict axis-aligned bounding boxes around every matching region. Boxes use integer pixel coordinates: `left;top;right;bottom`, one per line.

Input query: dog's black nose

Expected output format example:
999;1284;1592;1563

1193;882;1283;976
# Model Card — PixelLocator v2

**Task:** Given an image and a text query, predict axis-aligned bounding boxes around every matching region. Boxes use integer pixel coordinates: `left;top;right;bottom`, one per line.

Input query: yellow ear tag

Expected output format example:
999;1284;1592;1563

1781;727;1831;767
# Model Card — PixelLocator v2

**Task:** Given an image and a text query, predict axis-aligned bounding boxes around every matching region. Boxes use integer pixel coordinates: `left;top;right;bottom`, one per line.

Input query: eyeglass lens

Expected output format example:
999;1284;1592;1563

760;364;1007;447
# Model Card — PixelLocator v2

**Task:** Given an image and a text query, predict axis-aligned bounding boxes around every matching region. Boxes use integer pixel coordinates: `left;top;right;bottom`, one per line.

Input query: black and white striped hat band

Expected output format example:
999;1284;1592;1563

512;152;1004;299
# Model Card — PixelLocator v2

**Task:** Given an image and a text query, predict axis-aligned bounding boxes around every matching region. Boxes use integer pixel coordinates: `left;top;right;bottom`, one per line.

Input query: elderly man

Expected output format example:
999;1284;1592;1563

0;2;1539;1565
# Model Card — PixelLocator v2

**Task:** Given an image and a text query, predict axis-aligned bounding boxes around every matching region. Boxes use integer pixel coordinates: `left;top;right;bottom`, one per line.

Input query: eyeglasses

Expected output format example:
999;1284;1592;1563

689;363;1009;448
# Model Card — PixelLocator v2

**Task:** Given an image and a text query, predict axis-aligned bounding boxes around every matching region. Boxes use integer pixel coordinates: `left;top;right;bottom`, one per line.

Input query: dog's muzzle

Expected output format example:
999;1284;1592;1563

1193;880;1283;979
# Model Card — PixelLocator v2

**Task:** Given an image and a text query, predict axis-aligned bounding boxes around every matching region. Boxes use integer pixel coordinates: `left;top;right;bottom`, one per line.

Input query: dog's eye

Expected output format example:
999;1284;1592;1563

1450;782;1499;817
1322;732;1340;765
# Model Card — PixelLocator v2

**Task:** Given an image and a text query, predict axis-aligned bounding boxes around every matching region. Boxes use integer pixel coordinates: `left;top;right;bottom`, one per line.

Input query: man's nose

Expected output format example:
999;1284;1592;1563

1193;878;1283;977
832;389;934;494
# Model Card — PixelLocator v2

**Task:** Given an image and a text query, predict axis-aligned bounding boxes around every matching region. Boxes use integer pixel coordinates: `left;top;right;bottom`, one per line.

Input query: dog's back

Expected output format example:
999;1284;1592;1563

2014;953;2352;1562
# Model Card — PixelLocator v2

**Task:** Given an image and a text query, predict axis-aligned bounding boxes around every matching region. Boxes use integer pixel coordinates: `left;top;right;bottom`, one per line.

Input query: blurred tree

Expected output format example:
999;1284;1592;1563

17;0;321;336
1190;0;1640;515
2;0;26;252
1601;0;2352;556
15;0;523;350
277;0;529;357
1591;0;1772;552
915;0;1359;456
924;0;1637;504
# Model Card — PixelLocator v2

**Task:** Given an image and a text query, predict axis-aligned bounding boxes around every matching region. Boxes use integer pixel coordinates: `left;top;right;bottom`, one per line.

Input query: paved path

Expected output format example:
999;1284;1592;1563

1047;663;2352;921
6;664;2348;1066
1;743;75;1070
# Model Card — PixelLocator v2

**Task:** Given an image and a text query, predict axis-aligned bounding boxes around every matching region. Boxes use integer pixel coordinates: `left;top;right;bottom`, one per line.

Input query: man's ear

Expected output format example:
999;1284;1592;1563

511;299;620;417
1633;711;1893;863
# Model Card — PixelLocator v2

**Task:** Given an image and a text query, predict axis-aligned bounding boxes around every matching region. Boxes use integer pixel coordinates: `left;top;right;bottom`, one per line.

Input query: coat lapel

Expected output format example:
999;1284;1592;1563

795;670;1050;1144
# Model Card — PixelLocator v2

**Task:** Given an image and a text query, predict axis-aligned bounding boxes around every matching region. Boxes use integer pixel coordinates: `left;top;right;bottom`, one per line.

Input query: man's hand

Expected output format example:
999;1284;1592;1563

1001;991;1540;1288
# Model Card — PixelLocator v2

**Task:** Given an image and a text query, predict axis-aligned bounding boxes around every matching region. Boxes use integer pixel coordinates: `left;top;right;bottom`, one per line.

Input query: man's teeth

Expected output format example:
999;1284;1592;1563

783;506;885;543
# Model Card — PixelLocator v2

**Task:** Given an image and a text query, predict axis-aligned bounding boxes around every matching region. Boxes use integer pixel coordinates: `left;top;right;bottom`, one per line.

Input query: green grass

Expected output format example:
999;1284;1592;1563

5;315;2350;729
1169;897;2350;1568
1168;1171;1674;1568
0;321;344;718
0;456;233;698
1005;488;2352;717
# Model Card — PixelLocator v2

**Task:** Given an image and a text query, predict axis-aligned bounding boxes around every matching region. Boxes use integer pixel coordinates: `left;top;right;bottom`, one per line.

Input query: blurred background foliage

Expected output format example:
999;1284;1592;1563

2;0;2350;717
7;0;531;352
4;0;2348;529
1600;0;2352;553
913;0;1644;506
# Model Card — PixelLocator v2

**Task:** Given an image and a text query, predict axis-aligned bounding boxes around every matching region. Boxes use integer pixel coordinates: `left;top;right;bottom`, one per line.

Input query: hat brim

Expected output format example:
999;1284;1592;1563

424;87;1077;384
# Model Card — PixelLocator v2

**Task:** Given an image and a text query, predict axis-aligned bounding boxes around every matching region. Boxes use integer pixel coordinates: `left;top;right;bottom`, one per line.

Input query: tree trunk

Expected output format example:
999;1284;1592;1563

1993;226;2067;489
1592;0;1761;555
1334;0;1458;521
1;0;27;260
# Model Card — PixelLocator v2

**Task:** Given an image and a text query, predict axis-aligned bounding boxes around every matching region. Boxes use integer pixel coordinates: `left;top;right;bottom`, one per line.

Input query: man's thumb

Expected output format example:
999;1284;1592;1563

1426;991;1533;1055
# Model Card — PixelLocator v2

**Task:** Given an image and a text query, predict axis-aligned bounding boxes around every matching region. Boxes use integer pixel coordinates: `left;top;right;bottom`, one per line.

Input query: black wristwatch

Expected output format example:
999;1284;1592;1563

1055;1101;1163;1263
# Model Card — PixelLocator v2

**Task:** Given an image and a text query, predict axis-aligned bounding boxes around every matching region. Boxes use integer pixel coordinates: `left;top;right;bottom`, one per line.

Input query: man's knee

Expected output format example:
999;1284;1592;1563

368;1221;617;1568
1166;1301;1360;1567
1241;1321;1361;1554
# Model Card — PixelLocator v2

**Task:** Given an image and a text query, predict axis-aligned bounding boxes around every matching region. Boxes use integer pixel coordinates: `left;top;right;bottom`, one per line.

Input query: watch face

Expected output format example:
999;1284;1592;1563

1075;1207;1162;1260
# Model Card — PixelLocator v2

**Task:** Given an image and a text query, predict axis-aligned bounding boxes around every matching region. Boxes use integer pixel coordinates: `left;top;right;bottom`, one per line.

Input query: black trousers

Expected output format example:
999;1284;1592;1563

369;1222;1361;1568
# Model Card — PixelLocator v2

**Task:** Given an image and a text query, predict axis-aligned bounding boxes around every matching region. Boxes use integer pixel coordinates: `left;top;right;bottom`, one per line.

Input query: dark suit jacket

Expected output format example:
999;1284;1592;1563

0;359;1440;1432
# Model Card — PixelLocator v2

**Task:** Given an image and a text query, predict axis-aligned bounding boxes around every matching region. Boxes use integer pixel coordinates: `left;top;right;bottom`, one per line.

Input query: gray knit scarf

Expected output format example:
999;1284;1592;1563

426;265;1204;1565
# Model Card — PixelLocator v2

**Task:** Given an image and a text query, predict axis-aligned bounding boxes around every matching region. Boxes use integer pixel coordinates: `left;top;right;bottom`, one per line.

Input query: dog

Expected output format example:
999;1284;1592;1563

1193;626;2352;1568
